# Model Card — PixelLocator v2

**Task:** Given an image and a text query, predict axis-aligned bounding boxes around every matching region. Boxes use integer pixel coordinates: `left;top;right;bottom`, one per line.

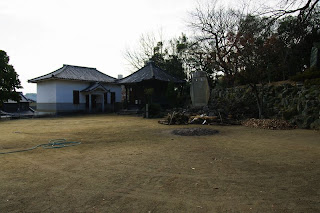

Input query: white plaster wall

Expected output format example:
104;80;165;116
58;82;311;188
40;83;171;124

37;81;121;104
103;84;122;103
37;81;57;103
55;80;89;103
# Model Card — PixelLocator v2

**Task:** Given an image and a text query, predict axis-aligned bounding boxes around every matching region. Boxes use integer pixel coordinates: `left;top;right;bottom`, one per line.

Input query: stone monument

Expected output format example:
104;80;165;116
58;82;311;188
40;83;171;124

310;42;320;68
190;71;210;107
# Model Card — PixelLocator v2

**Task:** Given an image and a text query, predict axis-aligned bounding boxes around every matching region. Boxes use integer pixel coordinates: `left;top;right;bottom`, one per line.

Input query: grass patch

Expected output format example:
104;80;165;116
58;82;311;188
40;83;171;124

0;115;319;212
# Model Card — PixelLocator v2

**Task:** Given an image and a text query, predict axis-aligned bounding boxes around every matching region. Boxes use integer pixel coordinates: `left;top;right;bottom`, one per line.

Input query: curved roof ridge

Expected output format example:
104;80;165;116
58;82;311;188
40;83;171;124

116;63;147;81
63;64;96;69
92;67;116;80
28;66;66;82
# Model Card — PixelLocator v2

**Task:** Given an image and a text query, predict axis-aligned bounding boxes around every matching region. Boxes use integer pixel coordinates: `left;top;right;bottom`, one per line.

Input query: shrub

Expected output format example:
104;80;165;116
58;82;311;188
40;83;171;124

305;78;320;86
290;67;320;82
147;103;164;118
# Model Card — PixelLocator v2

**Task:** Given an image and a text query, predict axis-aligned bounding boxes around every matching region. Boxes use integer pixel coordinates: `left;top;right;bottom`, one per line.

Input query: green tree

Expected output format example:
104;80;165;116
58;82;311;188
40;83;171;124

174;34;216;81
277;8;320;77
0;50;22;107
232;15;273;118
150;41;186;80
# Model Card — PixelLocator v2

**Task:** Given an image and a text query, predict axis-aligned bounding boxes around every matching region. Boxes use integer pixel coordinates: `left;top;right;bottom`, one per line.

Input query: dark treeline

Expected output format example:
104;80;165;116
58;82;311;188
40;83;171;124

126;1;320;85
125;1;320;118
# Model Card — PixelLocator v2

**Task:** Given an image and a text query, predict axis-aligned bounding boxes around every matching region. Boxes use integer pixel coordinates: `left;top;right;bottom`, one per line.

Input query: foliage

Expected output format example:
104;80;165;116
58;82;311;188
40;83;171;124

125;2;320;116
276;13;320;78
189;3;320;85
125;34;190;109
124;33;187;80
165;82;178;108
211;84;320;129
144;88;154;104
210;88;258;119
147;103;163;118
290;67;320;82
187;2;320;118
0;50;22;107
305;78;320;86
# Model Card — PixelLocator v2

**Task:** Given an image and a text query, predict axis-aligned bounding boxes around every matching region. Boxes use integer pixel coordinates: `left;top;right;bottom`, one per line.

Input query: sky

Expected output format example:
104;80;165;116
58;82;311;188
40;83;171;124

1;0;277;94
1;0;200;93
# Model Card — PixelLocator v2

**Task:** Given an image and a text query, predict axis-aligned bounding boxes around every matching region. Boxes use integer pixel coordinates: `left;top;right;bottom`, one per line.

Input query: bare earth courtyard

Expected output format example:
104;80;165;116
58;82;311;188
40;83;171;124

0;115;319;212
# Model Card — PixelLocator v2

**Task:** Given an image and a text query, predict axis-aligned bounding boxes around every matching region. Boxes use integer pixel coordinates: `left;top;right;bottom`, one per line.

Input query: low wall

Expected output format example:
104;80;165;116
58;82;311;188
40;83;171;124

36;103;123;114
210;84;320;129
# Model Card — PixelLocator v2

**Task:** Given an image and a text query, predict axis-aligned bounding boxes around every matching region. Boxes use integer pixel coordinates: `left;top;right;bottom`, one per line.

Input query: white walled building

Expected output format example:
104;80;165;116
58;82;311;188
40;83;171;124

28;64;122;114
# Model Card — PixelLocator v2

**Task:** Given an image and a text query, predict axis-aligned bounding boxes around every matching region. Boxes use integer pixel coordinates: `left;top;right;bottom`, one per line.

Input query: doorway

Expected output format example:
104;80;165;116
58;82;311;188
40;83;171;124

85;94;97;110
91;95;97;109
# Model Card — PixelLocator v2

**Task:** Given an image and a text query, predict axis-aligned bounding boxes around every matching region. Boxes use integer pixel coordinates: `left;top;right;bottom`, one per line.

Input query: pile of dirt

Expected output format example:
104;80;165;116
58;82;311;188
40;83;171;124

172;128;219;136
242;118;295;130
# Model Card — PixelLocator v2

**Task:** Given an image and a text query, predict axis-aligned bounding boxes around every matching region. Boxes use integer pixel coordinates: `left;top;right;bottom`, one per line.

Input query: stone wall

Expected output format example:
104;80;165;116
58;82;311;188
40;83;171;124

210;84;320;129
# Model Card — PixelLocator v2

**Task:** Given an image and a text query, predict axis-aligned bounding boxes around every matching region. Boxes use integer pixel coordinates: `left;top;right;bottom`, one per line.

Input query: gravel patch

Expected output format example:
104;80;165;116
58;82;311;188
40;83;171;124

172;128;219;136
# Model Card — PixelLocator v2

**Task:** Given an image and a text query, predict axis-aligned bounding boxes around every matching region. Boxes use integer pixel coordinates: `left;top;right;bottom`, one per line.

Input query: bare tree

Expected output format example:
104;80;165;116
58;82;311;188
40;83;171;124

257;0;319;23
188;1;244;84
124;31;165;72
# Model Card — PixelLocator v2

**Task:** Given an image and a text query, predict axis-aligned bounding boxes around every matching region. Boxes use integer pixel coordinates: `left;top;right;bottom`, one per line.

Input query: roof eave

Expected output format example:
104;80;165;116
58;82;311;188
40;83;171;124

28;77;116;84
27;77;58;83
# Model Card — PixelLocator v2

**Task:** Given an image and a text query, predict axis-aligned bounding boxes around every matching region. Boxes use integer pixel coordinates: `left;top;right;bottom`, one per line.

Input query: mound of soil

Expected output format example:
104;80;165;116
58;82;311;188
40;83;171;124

172;128;219;136
242;118;295;130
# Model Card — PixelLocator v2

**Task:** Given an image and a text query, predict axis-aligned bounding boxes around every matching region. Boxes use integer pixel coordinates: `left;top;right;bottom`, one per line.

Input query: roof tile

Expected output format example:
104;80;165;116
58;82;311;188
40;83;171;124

117;61;185;84
28;64;116;83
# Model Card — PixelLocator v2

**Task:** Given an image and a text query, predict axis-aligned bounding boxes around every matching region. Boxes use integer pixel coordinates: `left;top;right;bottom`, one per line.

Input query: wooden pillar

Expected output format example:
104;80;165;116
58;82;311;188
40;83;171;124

89;94;92;112
102;93;105;113
125;85;128;108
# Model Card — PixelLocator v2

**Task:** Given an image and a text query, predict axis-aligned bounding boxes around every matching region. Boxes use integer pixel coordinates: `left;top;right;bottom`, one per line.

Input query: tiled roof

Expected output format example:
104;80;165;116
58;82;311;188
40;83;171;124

117;61;185;84
28;64;116;83
5;92;29;103
81;82;110;92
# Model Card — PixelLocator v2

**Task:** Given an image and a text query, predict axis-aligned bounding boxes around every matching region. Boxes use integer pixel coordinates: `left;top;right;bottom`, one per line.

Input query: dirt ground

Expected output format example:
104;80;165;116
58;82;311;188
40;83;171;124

0;115;319;212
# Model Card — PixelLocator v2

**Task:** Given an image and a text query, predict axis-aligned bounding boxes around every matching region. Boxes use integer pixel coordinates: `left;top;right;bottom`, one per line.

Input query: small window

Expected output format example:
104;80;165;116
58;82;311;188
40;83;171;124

73;90;80;104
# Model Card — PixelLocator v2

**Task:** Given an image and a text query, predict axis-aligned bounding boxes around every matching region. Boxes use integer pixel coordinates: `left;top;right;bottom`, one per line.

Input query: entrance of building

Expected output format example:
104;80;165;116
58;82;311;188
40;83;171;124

86;95;97;110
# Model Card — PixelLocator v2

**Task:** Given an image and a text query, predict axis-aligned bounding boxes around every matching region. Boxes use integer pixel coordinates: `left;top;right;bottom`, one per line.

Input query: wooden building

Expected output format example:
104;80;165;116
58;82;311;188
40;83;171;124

0;92;34;117
117;61;185;109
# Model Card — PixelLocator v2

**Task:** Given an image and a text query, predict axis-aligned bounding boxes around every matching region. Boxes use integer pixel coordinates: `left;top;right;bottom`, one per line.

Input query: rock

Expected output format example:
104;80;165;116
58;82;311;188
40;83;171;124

211;84;320;129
